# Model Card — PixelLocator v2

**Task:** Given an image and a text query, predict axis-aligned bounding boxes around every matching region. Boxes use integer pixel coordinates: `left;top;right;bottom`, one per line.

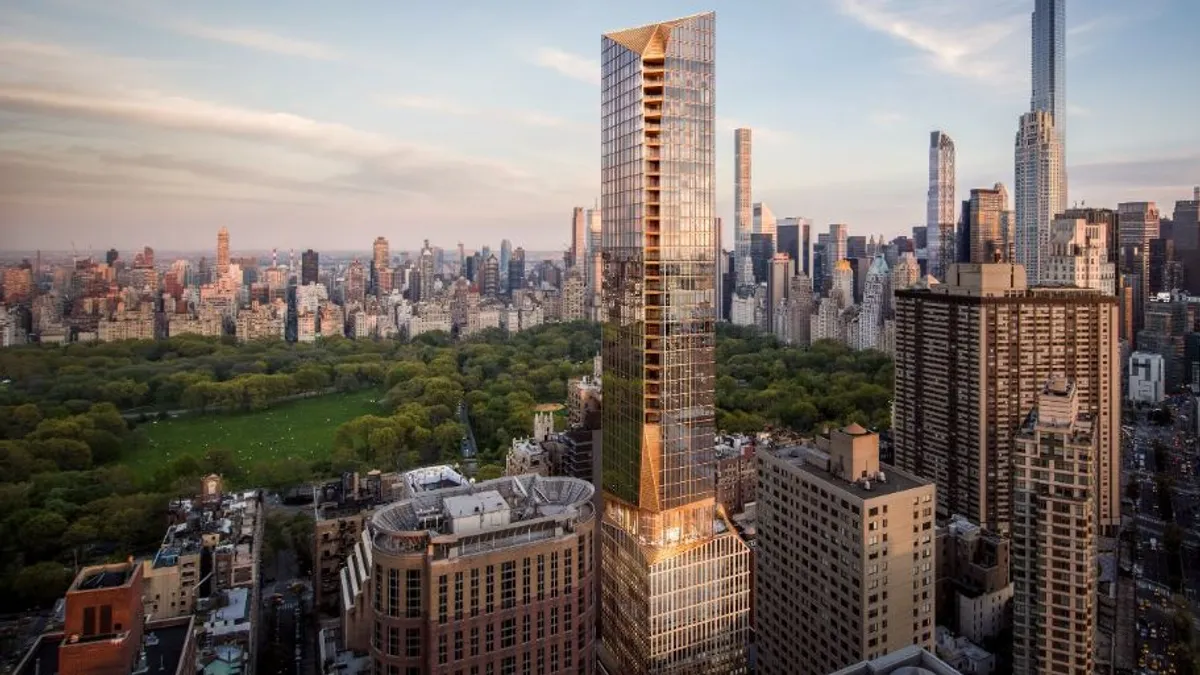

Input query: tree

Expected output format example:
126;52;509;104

475;464;504;481
15;562;74;606
19;510;69;558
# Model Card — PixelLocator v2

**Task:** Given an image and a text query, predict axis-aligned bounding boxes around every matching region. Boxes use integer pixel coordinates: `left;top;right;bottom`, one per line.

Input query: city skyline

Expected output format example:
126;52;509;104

2;0;1197;252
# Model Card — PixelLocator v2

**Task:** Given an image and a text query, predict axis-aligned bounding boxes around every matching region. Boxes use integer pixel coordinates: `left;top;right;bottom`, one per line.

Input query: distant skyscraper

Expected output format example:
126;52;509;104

858;255;889;350
480;254;500;298
105;248;119;266
416;240;436;302
217;226;230;278
968;187;1004;263
1014;111;1064;284
1173;191;1200;251
750;232;775;285
891;251;920;293
1118;201;1160;335
372;236;389;271
1012;377;1096;675
570;207;587;269
499;238;512;292
345;260;366;306
1031;0;1067;204
600;12;749;675
775;218;802;277
507;247;525;297
735;128;754;287
767;252;790;331
846;235;867;260
927;131;956;280
1045;215;1116;294
893;263;1119;535
801;222;811;276
301;249;319;285
586;208;603;318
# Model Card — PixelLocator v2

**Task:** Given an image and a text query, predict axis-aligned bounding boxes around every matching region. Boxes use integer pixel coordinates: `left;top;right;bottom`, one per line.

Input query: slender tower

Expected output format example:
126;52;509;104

1014;111;1063;284
734;128;754;287
926;131;956;280
216;226;230;278
600;12;750;674
1031;0;1067;204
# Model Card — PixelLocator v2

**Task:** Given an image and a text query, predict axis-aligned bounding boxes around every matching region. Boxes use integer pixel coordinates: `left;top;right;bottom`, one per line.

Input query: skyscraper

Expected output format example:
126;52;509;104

508;247;525;298
1044;215;1116;294
767;252;790;333
801;221;811;276
893;263;1119;535
775;218;802;277
1012;378;1097;675
828;223;848;271
968;187;1004;263
217;226;230;278
1031;0;1067;204
927;131;956;280
570;207;587;270
1014;111;1064;284
500;238;512;292
858;255;889;351
301;249;319;285
600;13;749;674
734;128;753;287
372;236;389;272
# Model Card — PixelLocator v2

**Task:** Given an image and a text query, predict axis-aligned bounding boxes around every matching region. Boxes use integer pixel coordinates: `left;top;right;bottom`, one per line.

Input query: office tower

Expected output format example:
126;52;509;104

831;259;854;308
775;218;803;277
927;131;956;280
753;202;776;237
301;249;319;285
912;226;928;252
1138;293;1188;391
105;248;119;266
217;226;230;277
481;255;500;299
372;236;389;273
1044;216;1116;294
846;235;868;260
735;128;754;287
1150;237;1184;294
757;425;937;674
416;240;436;302
968;187;1004;263
571;207;587;270
500;239;512;292
362;475;597;674
813;235;829;295
786;274;813;347
995;183;1015;262
893;263;1119;535
1118;201;1160;335
749;232;775;285
1177;190;1200;251
345;260;366;306
508;247;526;298
828;223;848;269
1014;111;1064;284
1031;0;1067;204
801;222;812;276
458;242;467;276
955;202;972;265
767;253;790;332
1012;378;1096;675
1063;207;1119;265
599;13;749;675
858;255;889;351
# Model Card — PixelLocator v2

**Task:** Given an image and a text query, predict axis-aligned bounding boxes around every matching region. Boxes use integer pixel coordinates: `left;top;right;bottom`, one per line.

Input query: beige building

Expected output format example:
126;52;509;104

756;424;937;675
893;263;1119;535
235;301;285;342
97;303;156;342
1011;378;1097;675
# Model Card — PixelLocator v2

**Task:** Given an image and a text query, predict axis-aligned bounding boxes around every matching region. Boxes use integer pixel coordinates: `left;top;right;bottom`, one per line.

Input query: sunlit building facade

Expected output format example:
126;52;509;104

927;131;956;280
599;12;750;675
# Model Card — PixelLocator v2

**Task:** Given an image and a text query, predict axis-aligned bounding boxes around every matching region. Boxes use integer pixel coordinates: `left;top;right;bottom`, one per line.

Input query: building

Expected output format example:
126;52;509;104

893;263;1119;535
829;646;963;675
508;247;526;299
767;253;790;332
571;207;587;270
1118;201;1161;333
785;274;814;347
1013;111;1063;285
599;13;750;675
715;436;756;517
217;226;230;278
1128;350;1166;403
858;255;889;351
1174;189;1200;252
1044;215;1116;294
347;475;597;675
776;218;804;277
1138;292;1188;390
1011;378;1097;675
756;425;937;674
14;561;197;675
734;128;754;287
828;223;848;275
936;515;1013;645
481;255;500;299
302;249;319;285
928;131;957;280
1030;0;1067;203
967;187;1004;264
235;301;286;342
345;260;367;307
934;628;997;675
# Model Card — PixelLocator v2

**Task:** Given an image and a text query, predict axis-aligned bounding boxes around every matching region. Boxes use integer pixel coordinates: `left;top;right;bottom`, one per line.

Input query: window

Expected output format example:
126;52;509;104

564;549;573;595
486;623;495;653
406;628;421;657
537;555;546;600
438;574;449;624
470;626;480;657
565;603;573;631
438;634;448;664
522;557;531;604
501;617;517;648
388;569;400;617
471;569;481;617
487;565;495;613
502;561;516;610
551;607;559;636
537;611;545;639
551;552;560;598
454;631;464;660
388;627;400;656
406;569;422;618
522;613;531;643
454;572;464;620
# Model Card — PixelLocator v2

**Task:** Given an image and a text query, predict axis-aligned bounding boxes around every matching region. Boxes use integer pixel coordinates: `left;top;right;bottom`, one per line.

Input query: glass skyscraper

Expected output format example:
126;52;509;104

599;11;750;674
1031;0;1067;204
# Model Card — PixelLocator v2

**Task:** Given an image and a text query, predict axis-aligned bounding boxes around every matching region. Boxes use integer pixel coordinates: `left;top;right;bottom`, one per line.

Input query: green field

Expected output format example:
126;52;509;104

130;389;385;482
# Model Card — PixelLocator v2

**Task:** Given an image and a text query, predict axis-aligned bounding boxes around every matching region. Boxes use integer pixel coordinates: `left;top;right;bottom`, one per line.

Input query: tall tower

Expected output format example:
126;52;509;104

1031;0;1067;204
570;207;587;270
968;187;1004;263
217;226;230;278
734;128;754;287
1014;111;1063;284
927;131;956;280
600;12;749;675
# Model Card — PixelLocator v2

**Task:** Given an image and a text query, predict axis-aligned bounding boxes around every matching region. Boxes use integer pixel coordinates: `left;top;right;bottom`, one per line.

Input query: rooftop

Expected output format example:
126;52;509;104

829;646;963;675
768;444;929;501
14;618;195;675
74;567;133;590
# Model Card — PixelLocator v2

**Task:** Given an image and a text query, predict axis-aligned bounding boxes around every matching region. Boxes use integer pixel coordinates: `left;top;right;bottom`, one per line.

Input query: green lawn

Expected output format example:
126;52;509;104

130;389;385;483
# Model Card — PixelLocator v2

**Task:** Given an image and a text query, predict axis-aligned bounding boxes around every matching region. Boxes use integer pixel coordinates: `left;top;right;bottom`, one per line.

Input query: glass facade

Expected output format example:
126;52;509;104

599;12;749;675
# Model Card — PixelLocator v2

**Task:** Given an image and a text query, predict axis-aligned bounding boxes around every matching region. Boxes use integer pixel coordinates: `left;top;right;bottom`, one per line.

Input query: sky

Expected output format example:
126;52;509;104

1;0;1198;255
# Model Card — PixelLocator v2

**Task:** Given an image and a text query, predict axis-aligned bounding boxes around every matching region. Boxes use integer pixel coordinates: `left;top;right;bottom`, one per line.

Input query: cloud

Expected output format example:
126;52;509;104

716;119;793;144
1070;154;1200;190
384;94;573;129
1067;103;1090;117
532;47;599;85
835;0;1025;82
868;111;905;127
170;21;341;61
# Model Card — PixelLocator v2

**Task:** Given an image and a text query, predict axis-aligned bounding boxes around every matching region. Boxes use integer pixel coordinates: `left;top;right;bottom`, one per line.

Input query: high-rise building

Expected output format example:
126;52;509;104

508;247;526;299
571;207;587;270
831;259;854;308
801;222;812;276
1044;216;1116;294
828;223;848;270
893;263;1119;535
599;13;749;675
416;240;437;302
1012;377;1096;675
105;248;119;266
858;255;890;351
1118;202;1161;332
995;182;1016;262
481;255;500;299
786;274;813;347
775;218;803;277
500;238;512;293
301;249;319;286
846;235;868;260
586;208;603;318
927;131;956;280
749;232;775;285
734;128;754;287
372;236;389;273
1175;190;1200;251
1014;111;1064;284
813;235;829;294
217;226;230;278
359;475;598;675
968;187;1004;263
757;426;937;674
1030;0;1067;204
767;252;790;332
891;251;921;293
